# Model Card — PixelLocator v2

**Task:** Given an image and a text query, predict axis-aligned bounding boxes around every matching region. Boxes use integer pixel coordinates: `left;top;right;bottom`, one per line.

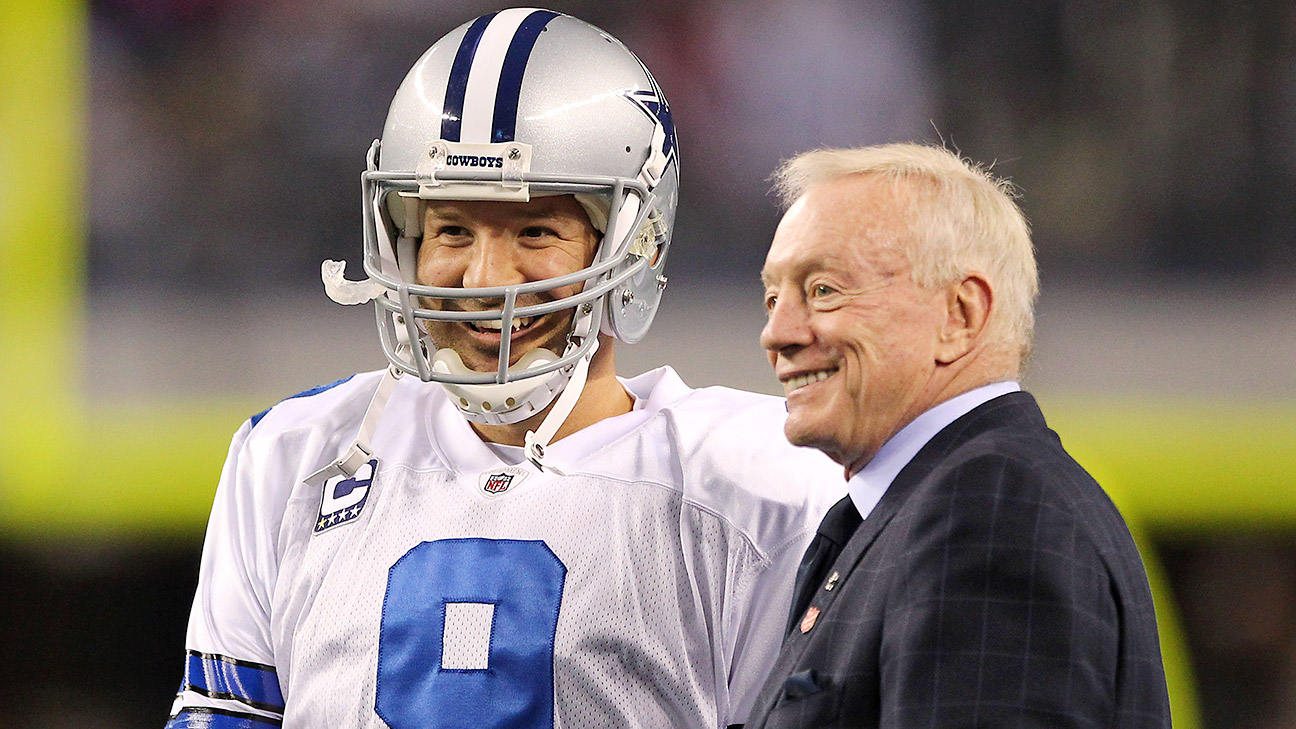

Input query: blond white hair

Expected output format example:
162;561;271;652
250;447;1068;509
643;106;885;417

773;143;1039;364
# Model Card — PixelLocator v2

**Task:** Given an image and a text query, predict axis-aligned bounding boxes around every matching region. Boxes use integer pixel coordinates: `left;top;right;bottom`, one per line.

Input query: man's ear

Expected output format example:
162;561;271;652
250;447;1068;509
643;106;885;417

935;273;992;364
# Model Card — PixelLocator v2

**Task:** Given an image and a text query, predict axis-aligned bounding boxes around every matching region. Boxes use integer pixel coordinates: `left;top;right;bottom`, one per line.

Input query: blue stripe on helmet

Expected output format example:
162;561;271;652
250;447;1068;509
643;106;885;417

491;10;560;143
440;12;498;143
184;651;285;713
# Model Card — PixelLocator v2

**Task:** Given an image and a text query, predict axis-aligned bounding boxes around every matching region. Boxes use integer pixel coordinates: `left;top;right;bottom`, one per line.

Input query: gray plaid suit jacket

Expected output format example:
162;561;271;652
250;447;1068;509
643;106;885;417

744;392;1171;728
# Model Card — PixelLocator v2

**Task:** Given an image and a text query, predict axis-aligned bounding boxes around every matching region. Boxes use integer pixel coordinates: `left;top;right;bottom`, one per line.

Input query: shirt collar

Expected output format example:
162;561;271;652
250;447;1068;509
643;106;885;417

847;380;1021;520
424;366;687;474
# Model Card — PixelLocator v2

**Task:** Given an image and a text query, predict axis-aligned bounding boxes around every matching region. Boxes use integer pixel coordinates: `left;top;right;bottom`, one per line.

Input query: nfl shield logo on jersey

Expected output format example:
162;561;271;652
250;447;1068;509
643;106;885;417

314;459;377;534
478;466;528;497
484;473;513;493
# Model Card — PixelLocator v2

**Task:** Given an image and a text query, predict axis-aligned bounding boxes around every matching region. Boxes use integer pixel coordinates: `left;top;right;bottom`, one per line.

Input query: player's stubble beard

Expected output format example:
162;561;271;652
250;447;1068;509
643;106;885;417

419;294;578;373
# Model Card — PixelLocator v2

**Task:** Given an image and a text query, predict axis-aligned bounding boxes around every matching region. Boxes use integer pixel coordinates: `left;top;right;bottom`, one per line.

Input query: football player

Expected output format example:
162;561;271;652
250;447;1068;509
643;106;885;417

165;9;842;728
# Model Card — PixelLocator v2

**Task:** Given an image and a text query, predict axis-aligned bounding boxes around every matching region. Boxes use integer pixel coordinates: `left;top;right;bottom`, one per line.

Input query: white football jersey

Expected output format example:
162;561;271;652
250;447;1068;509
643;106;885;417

168;367;844;729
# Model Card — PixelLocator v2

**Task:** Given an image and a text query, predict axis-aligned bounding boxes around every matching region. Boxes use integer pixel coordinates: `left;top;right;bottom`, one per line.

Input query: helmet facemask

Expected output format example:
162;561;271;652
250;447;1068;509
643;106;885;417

320;9;679;465
337;138;670;426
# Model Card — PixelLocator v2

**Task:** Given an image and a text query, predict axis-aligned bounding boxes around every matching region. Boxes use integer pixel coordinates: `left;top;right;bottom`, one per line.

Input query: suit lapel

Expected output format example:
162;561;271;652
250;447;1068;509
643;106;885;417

748;393;1048;726
808;392;1047;604
784;466;912;634
748;465;919;724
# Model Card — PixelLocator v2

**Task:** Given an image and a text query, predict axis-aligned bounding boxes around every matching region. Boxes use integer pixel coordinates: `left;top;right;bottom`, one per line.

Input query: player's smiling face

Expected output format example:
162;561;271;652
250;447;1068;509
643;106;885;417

415;195;599;373
760;174;948;473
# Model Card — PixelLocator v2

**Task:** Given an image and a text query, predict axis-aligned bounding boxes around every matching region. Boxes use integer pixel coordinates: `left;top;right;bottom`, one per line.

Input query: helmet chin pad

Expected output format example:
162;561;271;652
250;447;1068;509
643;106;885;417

431;347;570;425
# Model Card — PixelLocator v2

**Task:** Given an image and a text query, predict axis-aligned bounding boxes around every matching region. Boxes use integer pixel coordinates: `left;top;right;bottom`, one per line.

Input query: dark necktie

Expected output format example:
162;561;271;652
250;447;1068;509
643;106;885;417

786;496;863;634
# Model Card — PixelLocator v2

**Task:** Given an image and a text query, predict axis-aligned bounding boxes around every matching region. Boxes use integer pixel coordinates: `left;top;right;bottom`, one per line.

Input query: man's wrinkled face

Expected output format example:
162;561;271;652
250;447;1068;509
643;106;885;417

760;174;948;473
415;195;599;373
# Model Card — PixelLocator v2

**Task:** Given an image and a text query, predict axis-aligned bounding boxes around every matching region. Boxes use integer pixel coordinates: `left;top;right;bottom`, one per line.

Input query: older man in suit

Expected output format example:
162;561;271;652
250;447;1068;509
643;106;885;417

747;143;1171;728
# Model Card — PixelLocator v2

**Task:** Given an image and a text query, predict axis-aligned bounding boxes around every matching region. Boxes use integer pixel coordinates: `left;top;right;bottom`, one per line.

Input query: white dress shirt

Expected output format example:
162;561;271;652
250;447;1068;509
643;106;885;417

848;381;1021;520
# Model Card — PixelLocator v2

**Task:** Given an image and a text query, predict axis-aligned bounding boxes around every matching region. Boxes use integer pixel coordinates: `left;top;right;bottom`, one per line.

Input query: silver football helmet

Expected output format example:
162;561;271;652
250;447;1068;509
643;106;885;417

323;8;679;429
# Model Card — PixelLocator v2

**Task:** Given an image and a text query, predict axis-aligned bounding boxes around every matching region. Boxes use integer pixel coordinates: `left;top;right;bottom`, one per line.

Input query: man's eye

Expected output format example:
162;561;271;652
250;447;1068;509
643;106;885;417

437;225;469;237
811;284;835;297
521;226;554;238
763;294;777;311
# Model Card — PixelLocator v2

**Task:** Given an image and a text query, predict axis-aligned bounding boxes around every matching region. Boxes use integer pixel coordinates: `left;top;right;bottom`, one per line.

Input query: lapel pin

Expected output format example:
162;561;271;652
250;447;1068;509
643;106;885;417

799;606;820;634
824;571;839;591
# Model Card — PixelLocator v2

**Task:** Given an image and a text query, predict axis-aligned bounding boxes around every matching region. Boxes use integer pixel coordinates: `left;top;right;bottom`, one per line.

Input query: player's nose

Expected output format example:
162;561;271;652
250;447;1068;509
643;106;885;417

462;236;526;289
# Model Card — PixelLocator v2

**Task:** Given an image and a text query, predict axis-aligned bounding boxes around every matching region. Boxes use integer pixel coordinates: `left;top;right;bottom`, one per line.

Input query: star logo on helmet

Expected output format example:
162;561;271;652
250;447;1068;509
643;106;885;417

623;87;677;164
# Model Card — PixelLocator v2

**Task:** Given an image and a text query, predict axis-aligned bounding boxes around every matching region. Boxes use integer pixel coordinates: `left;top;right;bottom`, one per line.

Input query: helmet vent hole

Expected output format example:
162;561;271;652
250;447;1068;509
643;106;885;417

459;397;469;407
625;146;631;153
482;402;493;411
506;397;516;407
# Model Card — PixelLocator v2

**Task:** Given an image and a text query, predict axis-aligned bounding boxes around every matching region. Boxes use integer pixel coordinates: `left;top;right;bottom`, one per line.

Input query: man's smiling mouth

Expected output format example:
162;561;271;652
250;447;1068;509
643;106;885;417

783;369;838;395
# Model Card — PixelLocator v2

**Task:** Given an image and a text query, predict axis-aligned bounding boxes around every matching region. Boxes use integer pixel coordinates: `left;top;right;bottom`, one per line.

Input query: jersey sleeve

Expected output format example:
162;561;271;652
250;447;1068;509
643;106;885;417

663;384;843;727
166;420;287;728
721;530;812;725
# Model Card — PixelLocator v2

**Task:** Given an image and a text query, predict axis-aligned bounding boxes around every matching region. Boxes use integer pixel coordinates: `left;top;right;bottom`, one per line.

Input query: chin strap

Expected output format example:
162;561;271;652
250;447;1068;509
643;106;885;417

523;338;597;476
305;362;404;483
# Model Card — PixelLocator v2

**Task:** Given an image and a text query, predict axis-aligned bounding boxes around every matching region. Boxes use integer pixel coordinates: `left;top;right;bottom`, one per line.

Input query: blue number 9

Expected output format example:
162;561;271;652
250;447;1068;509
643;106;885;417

376;539;567;729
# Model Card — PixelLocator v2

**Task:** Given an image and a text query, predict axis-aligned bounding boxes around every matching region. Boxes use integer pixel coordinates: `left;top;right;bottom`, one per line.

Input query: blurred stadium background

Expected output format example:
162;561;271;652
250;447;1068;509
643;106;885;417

2;0;1294;726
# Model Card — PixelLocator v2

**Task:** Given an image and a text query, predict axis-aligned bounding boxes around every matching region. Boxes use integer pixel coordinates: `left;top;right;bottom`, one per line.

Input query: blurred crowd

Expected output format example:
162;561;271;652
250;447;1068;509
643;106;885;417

89;0;1295;296
1165;536;1296;729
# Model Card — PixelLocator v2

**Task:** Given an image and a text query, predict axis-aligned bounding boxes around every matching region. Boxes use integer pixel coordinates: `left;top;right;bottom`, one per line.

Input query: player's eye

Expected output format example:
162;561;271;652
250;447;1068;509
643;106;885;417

423;224;472;247
520;226;555;239
763;293;777;312
810;283;835;297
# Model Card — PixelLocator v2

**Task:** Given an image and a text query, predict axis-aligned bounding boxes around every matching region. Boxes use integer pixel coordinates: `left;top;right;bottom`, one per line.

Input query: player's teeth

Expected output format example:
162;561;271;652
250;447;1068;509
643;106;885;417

474;317;531;333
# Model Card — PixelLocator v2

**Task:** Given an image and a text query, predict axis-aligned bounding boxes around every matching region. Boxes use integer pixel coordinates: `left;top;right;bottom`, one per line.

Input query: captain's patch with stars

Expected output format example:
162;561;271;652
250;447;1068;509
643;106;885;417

314;459;376;534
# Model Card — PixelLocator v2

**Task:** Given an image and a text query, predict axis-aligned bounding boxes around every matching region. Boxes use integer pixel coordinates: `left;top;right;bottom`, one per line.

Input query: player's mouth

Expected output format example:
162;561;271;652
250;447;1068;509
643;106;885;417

781;368;838;396
468;316;538;336
460;313;557;352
